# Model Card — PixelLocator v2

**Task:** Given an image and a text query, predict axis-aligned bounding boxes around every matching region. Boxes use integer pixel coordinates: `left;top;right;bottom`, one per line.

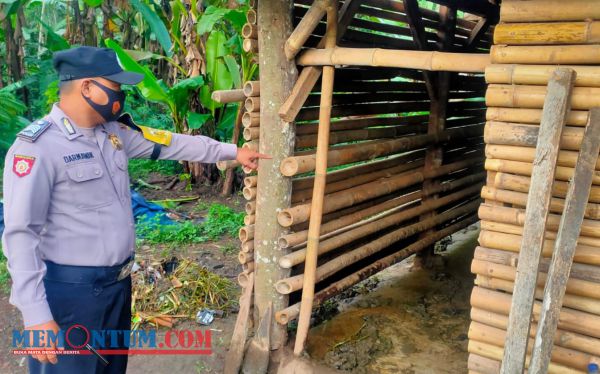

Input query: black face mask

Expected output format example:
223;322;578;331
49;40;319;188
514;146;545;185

82;80;125;122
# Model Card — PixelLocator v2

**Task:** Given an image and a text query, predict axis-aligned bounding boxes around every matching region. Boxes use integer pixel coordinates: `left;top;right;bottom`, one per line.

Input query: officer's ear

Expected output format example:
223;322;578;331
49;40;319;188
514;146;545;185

80;79;92;98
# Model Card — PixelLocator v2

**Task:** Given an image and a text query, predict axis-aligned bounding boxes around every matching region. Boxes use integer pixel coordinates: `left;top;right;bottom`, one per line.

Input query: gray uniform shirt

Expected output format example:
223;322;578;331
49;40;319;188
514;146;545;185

2;104;238;327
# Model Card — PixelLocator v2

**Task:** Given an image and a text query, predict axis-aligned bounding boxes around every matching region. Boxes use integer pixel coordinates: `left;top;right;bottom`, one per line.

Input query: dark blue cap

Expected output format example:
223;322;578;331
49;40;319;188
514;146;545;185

52;46;143;85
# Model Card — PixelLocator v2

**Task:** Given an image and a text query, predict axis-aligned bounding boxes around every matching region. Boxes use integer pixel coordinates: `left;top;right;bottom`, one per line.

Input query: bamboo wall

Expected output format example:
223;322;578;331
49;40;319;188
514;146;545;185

234;0;493;332
468;1;600;373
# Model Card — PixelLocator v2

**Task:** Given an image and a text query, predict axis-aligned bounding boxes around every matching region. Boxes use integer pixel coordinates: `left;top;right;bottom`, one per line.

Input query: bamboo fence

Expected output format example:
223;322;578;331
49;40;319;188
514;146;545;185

468;1;600;372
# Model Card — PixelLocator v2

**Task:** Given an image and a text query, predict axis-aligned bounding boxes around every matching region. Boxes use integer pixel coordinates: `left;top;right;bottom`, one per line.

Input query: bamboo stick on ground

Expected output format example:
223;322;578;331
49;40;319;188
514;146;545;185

500;0;600;22
276;200;480;294
279;172;485;248
490;45;600;65
280;156;483;227
296;47;491;73
486;84;600;110
494;22;600;45
211;89;246;103
275;214;478;324
280;184;482;268
486;107;589;127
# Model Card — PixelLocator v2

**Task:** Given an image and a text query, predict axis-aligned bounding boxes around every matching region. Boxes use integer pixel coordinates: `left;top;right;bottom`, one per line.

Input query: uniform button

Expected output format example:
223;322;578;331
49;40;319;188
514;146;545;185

95;170;101;175
77;172;83;178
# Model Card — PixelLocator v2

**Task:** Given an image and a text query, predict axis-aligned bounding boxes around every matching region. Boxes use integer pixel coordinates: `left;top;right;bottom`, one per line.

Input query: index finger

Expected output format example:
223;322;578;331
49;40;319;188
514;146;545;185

253;152;272;159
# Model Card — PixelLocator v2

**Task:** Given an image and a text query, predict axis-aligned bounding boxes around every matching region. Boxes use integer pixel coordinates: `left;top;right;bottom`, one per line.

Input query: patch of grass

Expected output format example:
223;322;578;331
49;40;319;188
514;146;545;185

128;158;183;180
137;203;244;245
0;250;10;293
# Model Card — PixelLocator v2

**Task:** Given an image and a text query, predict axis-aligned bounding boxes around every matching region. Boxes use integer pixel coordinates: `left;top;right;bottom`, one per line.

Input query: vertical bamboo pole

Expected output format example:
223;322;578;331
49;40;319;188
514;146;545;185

254;0;297;350
293;1;338;356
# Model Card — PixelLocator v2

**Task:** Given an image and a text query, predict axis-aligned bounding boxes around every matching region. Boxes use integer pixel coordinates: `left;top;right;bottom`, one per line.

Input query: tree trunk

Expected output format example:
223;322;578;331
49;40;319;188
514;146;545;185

254;0;298;351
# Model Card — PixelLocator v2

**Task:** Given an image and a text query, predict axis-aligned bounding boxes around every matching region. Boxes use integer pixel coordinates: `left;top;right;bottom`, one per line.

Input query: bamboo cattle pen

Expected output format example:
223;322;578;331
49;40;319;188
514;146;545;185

222;0;600;372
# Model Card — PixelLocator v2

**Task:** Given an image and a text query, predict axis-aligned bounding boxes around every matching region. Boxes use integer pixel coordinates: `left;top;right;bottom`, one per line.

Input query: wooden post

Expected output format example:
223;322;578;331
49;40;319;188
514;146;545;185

253;0;297;350
529;108;600;373
416;5;455;268
501;68;576;374
293;1;338;356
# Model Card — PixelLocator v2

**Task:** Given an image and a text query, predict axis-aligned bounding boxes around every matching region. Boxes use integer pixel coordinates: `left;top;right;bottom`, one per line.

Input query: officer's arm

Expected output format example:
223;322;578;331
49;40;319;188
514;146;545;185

118;122;237;163
2;142;55;327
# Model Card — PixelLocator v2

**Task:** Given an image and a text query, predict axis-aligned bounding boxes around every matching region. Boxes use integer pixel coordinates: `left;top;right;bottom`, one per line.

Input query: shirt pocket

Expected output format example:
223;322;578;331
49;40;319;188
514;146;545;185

65;162;116;209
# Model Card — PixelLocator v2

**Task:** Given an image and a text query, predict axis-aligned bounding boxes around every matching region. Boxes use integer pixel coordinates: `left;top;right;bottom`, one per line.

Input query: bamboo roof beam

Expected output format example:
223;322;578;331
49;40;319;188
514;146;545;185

296;47;491;73
285;0;332;60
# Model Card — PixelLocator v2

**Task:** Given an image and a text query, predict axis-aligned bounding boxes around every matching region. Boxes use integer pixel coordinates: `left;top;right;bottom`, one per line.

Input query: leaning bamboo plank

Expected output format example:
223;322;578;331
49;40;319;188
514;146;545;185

485;158;600;185
481;186;600;219
479;204;600;239
280;156;483;227
486;65;600;88
501;69;573;371
280;184;482;268
479;221;600;249
281;124;483;176
293;4;338;356
285;0;331;60
484;121;594;151
472;286;600;341
478;230;600;267
531;108;600;373
494;22;600;45
275;214;478;324
486;107;589;127
486;145;600;171
276;200;479;294
468;339;580;374
469;353;500;374
212;89;246;103
486;84;600;110
500;0;600;23
471;307;600;358
472;259;600;301
470;321;596;372
224;272;254;374
296;47;491;73
476;275;600;321
279;172;485;248
490;45;600;65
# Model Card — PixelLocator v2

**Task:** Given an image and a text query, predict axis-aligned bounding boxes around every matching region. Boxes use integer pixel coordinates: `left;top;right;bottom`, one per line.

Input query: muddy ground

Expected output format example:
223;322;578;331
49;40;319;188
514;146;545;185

1;174;480;373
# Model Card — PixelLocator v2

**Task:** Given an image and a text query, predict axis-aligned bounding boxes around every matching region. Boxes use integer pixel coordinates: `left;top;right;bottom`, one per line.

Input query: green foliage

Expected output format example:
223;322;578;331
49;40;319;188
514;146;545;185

128;158;182;180
129;0;173;57
0;250;10;294
0;89;29;159
136;203;244;245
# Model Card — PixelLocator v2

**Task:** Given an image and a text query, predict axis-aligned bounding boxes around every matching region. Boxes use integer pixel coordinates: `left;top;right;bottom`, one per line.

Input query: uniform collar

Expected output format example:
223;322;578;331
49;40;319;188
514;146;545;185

48;104;88;141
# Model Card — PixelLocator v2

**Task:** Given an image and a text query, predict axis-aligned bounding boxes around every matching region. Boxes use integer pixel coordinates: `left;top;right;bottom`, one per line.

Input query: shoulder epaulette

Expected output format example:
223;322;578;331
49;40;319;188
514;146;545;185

117;112;172;160
17;119;52;143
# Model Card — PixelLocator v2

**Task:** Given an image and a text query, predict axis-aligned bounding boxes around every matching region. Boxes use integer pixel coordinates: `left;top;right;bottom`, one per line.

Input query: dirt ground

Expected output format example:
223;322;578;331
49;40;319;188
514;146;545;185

1;175;480;373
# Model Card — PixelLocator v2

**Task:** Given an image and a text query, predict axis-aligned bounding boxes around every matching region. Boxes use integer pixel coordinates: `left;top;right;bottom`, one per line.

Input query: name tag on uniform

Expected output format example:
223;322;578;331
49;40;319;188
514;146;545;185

63;152;94;164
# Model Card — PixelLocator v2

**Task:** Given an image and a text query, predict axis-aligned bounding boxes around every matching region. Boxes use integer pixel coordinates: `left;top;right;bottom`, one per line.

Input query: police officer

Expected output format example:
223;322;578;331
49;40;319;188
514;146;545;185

2;46;269;374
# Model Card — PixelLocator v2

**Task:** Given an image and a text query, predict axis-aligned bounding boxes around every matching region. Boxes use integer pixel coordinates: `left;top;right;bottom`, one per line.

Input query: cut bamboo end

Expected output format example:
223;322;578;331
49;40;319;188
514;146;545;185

245;201;256;215
211;89;246;103
242;23;258;39
275;280;294;295
280;158;300;177
241;239;254;253
246;9;257;24
217;159;241;171
243;186;257;200
238;225;255;242
242;140;259;152
238;272;250;287
245;96;260;112
238;251;253;264
243;38;258;53
244;214;255;225
277;210;296;227
242;111;260;127
242;261;254;272
243;80;260;97
243;127;259;141
244;175;258;188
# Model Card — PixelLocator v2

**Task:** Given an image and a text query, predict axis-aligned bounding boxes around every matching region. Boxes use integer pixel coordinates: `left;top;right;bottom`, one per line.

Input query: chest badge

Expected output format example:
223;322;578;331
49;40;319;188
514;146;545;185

108;133;123;150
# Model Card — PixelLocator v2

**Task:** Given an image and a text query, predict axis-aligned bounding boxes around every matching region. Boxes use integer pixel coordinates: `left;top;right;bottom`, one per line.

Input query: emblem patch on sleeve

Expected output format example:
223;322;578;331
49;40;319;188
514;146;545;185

13;155;36;177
